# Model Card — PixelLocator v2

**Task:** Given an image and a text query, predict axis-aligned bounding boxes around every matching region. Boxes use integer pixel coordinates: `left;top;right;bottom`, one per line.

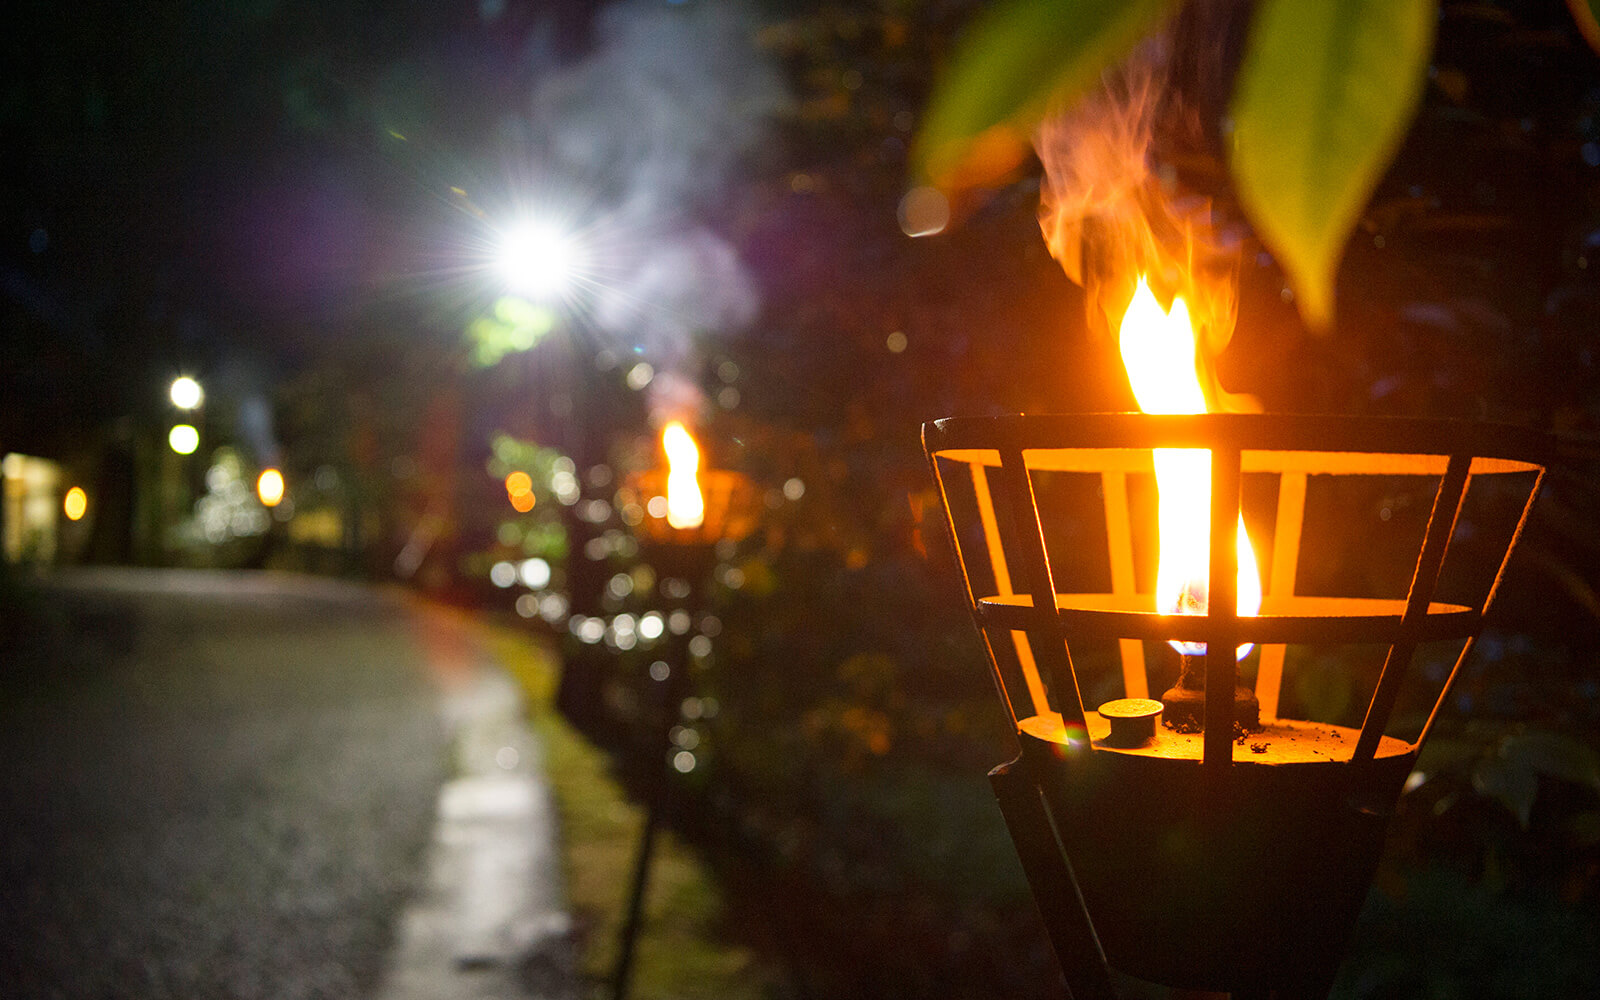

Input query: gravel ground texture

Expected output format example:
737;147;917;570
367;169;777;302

0;569;452;999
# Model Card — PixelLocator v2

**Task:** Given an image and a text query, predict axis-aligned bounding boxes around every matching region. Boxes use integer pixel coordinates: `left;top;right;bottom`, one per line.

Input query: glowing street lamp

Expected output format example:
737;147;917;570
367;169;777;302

170;376;204;410
63;486;88;522
497;220;579;302
256;468;285;507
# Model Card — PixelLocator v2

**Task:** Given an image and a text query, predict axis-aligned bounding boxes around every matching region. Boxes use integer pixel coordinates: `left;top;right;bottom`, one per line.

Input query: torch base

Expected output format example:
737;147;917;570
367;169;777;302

1009;719;1415;996
1159;682;1261;734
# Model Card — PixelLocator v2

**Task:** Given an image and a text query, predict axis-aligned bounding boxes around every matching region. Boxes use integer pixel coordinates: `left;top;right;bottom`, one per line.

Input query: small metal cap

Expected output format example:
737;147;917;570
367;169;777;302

1098;698;1163;747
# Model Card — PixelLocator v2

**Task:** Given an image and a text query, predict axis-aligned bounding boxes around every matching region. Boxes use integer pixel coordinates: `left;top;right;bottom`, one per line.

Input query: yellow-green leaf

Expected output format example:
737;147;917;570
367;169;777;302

1570;0;1600;55
1229;0;1437;329
913;0;1177;192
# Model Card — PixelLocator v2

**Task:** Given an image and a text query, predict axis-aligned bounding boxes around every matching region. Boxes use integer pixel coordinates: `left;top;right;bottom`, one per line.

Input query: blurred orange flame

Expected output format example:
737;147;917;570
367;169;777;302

1120;277;1261;658
662;422;704;530
63;487;88;521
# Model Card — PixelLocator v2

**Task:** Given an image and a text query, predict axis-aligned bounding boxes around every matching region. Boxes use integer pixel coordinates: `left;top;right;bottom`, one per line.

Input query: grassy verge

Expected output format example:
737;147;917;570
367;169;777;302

479;622;781;1000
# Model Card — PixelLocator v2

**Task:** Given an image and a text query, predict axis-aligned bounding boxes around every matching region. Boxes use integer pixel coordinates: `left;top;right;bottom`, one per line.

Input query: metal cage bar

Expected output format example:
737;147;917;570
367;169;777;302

1100;471;1149;699
923;413;1551;998
1257;469;1308;722
1354;453;1472;762
997;447;1088;728
1204;444;1242;767
923;413;1551;758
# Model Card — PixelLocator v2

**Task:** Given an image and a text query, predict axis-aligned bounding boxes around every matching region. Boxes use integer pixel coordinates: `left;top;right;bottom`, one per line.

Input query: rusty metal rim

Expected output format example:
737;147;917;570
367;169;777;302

975;597;1479;644
924;412;1554;466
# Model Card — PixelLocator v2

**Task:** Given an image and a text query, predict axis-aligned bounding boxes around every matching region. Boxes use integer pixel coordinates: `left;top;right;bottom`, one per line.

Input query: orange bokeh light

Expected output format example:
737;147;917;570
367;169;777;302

63;486;88;521
505;471;535;511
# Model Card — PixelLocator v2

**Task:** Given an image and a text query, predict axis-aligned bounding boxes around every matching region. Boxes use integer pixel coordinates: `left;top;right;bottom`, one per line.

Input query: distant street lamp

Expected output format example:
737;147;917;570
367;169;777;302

63;486;88;522
169;376;204;411
168;424;200;455
256;468;285;507
497;220;580;302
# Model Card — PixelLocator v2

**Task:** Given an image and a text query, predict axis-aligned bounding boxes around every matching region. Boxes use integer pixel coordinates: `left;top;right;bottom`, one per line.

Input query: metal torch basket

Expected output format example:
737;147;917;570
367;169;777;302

630;468;757;578
923;413;1549;998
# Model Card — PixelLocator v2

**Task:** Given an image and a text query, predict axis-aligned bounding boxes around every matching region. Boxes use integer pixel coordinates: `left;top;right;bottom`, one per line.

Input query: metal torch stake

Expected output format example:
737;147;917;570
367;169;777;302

611;561;703;1000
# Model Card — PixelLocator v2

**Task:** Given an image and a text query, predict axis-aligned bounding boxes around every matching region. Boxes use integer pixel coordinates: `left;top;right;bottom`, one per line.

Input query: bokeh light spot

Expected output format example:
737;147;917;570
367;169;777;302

256;468;285;507
63;487;87;521
168;424;200;455
519;557;551;589
898;186;949;237
626;362;655;390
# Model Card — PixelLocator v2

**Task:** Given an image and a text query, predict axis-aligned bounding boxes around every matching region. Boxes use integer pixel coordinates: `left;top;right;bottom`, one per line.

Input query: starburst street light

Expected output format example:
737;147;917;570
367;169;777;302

497;220;580;302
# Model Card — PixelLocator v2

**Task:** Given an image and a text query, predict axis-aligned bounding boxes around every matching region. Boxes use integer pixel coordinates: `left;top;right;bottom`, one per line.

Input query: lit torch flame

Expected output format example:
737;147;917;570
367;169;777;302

662;421;705;530
1119;277;1261;658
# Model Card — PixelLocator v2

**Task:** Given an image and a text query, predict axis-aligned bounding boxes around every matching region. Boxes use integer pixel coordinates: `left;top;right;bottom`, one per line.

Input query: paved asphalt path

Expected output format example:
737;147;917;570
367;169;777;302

0;568;567;1000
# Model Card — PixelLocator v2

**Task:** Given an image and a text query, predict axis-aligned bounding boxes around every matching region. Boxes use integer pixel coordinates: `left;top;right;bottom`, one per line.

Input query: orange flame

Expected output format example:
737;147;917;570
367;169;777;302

662;422;705;530
1120;277;1260;657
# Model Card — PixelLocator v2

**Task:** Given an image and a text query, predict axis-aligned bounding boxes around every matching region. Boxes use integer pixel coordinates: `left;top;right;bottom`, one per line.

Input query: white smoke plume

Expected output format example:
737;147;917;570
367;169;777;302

526;0;788;422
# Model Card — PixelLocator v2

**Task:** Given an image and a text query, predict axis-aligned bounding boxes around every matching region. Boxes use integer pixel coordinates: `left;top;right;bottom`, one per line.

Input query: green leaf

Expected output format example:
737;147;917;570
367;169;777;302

1228;0;1437;329
1498;731;1600;792
1472;755;1537;828
1569;0;1600;55
913;0;1178;191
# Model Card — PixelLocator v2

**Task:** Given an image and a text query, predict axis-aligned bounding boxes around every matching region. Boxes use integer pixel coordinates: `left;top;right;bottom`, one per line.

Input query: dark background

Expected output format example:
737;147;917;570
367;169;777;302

5;1;1600;997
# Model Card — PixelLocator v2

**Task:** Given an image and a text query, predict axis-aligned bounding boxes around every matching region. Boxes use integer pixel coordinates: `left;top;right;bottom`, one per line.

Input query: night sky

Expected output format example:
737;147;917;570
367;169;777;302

2;0;601;450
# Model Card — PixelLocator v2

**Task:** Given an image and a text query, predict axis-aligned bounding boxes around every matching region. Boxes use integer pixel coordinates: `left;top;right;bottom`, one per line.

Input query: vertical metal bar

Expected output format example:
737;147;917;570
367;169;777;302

997;447;1089;726
1476;467;1546;615
1355;454;1471;762
612;617;696;1000
972;462;1017;597
925;450;982;611
1256;469;1307;722
1415;466;1546;749
973;463;1052;719
926;449;1024;730
1204;446;1241;768
1102;471;1149;699
989;759;1116;1000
